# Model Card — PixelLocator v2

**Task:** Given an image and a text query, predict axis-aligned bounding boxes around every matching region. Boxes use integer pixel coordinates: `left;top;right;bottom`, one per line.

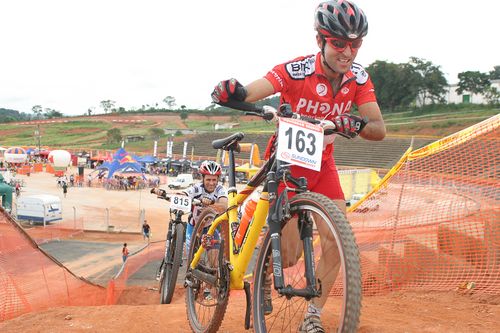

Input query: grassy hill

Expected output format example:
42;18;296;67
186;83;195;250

0;106;497;154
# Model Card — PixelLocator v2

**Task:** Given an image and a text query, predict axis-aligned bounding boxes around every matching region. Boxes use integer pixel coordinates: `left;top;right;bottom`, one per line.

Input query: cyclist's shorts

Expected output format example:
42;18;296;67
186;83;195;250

278;157;345;200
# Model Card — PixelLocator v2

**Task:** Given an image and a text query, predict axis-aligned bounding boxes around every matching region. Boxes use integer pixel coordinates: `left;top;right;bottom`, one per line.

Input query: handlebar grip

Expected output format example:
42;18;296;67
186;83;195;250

298;115;321;125
151;187;168;199
218;98;263;113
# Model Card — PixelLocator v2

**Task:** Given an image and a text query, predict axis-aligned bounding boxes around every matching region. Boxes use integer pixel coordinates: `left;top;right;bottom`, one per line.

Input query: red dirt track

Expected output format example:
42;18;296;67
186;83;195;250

1;286;498;332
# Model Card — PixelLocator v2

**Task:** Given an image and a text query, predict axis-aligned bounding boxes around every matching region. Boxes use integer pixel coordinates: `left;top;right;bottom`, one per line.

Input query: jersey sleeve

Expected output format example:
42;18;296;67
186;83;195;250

264;63;288;94
351;64;377;106
354;77;377;106
216;185;228;199
182;186;196;198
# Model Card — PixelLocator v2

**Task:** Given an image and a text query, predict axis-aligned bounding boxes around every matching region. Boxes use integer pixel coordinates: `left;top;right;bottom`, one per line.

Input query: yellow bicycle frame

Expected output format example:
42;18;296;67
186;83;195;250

190;184;269;290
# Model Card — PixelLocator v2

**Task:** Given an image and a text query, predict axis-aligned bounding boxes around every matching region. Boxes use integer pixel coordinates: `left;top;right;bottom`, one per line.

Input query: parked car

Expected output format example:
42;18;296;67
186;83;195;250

168;174;194;189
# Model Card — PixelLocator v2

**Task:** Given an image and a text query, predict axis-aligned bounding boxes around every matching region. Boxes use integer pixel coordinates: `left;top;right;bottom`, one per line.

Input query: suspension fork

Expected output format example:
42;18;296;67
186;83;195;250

267;170;285;290
267;171;321;299
298;210;319;292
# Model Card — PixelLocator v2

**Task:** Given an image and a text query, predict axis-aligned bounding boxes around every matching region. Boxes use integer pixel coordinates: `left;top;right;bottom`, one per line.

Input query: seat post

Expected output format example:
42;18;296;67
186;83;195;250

228;149;236;188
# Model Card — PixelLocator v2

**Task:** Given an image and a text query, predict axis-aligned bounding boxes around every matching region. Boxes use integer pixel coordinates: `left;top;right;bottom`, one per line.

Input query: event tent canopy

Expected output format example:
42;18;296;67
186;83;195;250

97;148;145;179
136;155;158;164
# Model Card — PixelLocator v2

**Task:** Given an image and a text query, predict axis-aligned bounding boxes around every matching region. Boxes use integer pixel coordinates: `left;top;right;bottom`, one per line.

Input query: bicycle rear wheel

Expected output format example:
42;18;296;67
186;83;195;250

185;208;230;333
160;222;185;304
253;192;362;333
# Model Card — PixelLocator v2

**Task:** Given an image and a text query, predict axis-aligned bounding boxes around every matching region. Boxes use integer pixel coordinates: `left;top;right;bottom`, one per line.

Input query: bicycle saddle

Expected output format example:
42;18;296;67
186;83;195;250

212;132;244;151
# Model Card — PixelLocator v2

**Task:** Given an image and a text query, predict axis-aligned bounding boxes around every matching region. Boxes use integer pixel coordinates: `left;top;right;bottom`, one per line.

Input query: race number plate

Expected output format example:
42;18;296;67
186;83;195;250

277;117;323;171
170;195;192;212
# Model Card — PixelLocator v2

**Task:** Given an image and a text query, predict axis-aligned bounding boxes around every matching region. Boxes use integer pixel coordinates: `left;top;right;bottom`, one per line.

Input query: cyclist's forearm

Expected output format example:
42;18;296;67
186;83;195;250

244;78;275;103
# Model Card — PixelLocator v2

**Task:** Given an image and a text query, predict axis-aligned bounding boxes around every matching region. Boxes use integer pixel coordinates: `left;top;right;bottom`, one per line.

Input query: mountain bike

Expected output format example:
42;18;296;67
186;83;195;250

184;101;364;332
152;188;201;304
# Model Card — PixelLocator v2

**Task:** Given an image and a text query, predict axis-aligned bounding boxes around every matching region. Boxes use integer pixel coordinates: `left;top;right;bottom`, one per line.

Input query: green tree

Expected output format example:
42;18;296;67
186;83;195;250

100;100;116;114
456;71;490;95
44;108;63;119
409;57;447;104
180;111;189;120
149;127;164;139
163;96;176;109
489;66;500;80
32;105;43;119
484;86;500;105
106;128;122;143
204;104;217;111
366;60;419;111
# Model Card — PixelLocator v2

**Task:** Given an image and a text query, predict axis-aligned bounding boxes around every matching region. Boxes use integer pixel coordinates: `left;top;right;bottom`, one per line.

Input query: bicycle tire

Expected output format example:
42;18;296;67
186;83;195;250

160;222;184;304
253;192;362;333
185;208;230;333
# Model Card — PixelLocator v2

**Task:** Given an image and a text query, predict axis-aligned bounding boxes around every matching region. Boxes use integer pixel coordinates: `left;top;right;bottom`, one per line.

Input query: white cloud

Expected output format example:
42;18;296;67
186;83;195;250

1;0;498;115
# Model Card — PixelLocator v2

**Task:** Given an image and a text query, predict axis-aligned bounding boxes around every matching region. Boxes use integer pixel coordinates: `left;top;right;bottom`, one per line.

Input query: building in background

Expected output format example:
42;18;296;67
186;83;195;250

445;79;500;104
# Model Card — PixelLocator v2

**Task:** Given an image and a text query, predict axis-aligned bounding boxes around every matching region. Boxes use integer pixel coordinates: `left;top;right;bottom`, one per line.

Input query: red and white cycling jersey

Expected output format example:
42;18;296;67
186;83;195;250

264;52;377;159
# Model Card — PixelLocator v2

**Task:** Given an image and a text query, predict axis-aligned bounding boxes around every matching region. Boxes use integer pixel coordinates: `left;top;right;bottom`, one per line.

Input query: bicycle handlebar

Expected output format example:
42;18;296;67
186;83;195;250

217;98;368;139
150;187;202;206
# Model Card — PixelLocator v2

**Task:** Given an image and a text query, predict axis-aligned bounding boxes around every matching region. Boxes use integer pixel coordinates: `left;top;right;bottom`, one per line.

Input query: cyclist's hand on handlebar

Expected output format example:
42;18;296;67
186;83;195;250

151;187;167;198
201;197;215;207
332;114;367;139
319;119;336;149
211;78;247;104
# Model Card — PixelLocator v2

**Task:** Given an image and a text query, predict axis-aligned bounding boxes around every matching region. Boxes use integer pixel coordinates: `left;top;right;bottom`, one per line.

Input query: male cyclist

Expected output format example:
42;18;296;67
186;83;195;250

211;1;386;331
183;160;228;252
156;160;228;281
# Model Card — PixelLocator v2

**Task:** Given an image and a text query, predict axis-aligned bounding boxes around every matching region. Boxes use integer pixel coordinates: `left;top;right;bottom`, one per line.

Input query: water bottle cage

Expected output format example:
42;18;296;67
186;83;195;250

230;222;241;254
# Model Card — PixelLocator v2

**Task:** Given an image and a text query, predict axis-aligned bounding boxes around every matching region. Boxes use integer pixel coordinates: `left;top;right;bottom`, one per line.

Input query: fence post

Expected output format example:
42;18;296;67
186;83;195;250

139;208;145;226
105;208;109;232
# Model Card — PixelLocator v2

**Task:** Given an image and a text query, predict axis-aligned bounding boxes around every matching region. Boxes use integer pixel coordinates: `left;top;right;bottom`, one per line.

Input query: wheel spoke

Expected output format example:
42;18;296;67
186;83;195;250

253;193;361;333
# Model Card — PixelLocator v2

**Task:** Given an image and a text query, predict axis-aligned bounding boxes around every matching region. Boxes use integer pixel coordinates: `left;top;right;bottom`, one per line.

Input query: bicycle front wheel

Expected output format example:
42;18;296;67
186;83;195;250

253;192;362;333
160;222;184;304
185;208;229;333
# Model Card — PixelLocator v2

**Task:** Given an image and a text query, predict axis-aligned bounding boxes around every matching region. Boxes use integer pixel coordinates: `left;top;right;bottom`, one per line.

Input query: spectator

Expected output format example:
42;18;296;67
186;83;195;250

122;243;129;262
62;182;68;198
142;220;151;242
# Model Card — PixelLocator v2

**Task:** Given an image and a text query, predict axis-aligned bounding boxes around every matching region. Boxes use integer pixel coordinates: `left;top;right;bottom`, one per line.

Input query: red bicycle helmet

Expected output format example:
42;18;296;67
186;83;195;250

199;160;222;176
315;0;368;40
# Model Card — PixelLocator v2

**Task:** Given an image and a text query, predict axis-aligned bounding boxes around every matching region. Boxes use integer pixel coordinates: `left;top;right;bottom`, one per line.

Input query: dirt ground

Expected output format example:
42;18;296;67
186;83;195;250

1;287;498;333
2;171;499;332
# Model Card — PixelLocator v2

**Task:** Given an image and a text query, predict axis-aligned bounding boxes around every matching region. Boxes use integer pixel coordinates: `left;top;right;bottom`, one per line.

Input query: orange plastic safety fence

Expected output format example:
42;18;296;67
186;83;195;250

23;218;85;245
343;114;499;296
0;211;106;322
105;242;164;304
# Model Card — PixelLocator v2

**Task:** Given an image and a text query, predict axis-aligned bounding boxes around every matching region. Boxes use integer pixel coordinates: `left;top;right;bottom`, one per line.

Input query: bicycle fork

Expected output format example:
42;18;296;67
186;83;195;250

267;171;322;300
